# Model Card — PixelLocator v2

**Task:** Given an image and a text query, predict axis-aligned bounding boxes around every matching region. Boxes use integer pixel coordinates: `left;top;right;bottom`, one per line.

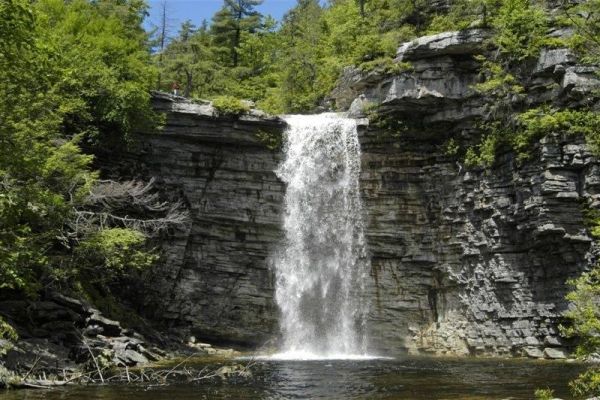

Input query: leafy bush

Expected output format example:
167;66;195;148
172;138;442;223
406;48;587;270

76;228;158;281
561;266;600;358
570;368;600;398
255;129;282;150
559;209;600;398
0;317;17;342
212;96;250;116
516;108;600;155
492;0;549;61
534;388;554;400
562;0;600;64
427;0;497;34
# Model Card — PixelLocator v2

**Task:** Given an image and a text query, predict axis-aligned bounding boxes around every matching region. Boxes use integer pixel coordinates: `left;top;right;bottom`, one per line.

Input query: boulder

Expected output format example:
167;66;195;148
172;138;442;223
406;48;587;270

534;48;576;76
544;347;569;359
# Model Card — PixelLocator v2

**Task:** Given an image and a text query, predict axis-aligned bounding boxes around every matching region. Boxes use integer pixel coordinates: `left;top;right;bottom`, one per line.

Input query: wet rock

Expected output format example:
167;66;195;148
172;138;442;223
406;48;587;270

115;349;149;366
523;347;544;359
544;348;569;359
94;92;286;346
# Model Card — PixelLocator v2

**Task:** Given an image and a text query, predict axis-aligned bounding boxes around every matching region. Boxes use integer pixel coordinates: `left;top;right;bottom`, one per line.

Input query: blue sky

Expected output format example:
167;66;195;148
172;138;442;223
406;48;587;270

145;0;298;35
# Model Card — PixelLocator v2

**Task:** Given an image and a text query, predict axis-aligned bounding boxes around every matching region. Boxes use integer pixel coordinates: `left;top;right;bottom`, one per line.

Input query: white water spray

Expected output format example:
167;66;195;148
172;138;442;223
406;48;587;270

271;113;370;360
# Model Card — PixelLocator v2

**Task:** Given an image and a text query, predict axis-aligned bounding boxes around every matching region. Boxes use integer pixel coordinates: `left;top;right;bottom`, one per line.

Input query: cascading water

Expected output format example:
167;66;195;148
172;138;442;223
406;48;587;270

271;113;370;360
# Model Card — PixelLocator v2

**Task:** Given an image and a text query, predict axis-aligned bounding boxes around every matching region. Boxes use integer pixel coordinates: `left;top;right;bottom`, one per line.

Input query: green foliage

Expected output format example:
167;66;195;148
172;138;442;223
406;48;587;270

464;131;500;168
473;57;524;96
0;317;17;342
211;0;263;67
491;0;548;62
561;0;600;64
0;316;17;357
443;138;460;157
515;108;600;156
464;106;600;168
212;96;251;116
569;368;600;398
359;58;413;75
560;207;600;398
255;129;282;150
156;0;439;113
561;266;600;358
427;0;498;34
462;0;576;168
0;0;158;295
533;388;555;400
77;228;158;279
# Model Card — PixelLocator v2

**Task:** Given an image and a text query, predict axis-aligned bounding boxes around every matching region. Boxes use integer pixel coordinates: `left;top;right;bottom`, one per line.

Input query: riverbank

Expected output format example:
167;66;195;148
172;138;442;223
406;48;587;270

0;291;247;390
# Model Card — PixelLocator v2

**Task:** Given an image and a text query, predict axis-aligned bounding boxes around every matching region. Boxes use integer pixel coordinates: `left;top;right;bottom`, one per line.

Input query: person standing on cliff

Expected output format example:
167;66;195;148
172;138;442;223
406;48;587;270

172;81;180;96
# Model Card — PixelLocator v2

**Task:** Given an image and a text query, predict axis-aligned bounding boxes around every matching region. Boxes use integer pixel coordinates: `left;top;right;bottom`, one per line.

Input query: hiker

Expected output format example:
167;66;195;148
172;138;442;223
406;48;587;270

172;82;180;96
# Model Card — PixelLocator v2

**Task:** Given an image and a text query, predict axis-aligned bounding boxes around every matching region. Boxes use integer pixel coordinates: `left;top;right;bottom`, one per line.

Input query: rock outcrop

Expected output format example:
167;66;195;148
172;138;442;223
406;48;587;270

101;93;286;346
92;30;599;358
361;130;598;357
338;29;600;356
0;292;164;374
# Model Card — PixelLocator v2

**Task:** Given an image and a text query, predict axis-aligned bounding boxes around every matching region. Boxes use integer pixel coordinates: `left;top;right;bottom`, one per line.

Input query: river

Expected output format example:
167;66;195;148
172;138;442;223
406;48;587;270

2;355;584;399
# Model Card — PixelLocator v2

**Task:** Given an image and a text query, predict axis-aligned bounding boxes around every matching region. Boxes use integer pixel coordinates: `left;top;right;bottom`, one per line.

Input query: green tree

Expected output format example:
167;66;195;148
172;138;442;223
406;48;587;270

162;20;203;97
273;0;324;112
211;0;264;67
0;0;159;294
562;0;600;64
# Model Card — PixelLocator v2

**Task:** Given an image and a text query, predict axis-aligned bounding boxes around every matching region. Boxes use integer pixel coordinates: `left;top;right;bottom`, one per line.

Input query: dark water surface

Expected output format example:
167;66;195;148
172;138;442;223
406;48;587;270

1;356;586;399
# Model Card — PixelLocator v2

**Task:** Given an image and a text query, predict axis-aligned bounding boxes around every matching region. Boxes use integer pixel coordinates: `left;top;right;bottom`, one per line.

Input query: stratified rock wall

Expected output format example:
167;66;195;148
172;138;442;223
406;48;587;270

111;94;286;346
118;28;599;358
345;30;600;357
360;130;597;357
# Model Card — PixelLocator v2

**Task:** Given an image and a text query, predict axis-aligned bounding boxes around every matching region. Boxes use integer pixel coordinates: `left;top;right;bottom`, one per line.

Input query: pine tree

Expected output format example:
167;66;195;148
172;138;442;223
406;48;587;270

211;0;263;67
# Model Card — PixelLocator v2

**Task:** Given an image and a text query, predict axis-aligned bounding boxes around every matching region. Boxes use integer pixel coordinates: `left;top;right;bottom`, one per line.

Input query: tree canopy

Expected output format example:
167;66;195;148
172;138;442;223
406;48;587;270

0;0;159;301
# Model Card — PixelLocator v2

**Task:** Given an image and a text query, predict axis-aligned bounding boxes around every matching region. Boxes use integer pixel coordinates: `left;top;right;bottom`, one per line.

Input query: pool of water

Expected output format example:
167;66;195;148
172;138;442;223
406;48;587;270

1;356;585;399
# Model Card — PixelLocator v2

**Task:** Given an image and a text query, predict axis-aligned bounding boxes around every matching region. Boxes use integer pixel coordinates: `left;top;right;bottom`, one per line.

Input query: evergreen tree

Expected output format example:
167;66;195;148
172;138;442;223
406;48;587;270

211;0;264;67
0;0;158;293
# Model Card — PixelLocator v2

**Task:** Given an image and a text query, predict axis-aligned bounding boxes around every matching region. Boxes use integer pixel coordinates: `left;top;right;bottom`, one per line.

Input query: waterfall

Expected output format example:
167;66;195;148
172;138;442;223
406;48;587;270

272;113;370;360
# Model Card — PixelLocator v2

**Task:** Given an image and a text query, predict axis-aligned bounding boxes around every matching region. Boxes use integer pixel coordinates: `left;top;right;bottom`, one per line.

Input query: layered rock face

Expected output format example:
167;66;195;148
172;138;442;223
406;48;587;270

118;31;599;358
111;94;286;346
334;30;600;357
361;129;597;357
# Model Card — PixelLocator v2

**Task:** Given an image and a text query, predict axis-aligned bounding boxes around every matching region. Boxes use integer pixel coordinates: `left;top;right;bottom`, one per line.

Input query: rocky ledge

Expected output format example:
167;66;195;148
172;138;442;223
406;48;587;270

0;292;165;385
338;29;600;357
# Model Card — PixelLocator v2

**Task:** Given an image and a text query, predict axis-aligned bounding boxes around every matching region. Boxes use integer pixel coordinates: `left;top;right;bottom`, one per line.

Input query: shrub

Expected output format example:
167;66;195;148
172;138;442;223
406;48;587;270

76;228;158;282
0;317;17;342
212;96;250;116
534;388;554;400
492;0;548;62
570;368;600;398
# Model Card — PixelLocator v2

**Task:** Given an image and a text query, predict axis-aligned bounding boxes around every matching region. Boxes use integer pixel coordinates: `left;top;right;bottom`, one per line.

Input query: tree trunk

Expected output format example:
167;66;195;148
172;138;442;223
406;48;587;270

184;70;192;97
157;1;168;89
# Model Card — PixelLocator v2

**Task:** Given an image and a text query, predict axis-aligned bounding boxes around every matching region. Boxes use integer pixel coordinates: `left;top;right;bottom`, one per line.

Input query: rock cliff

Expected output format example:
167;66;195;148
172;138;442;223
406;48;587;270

100;93;286;346
108;30;599;358
337;29;600;357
